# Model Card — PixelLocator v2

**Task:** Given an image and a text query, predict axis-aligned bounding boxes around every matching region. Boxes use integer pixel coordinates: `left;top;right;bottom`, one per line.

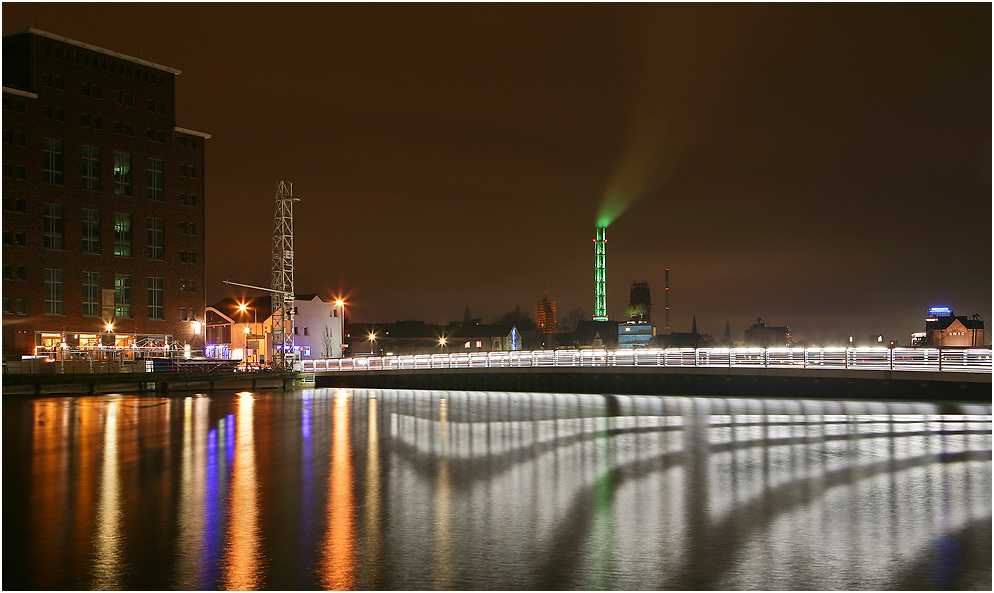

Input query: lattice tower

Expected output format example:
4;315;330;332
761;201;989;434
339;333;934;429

271;181;299;371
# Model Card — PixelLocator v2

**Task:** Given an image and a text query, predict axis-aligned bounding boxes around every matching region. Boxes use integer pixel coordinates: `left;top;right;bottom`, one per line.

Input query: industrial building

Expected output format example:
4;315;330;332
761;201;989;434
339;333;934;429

2;29;208;359
916;307;986;347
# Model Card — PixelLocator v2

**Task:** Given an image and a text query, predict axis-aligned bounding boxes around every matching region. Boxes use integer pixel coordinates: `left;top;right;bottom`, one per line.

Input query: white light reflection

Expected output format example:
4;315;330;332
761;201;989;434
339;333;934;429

174;396;208;589
91;398;124;589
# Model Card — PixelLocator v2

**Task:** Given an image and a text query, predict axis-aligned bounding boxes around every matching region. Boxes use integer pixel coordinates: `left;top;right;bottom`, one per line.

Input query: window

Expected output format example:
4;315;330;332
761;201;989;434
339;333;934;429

189;251;197;264
2;299;10;315
147;98;155;111
146;158;164;200
180;222;187;234
82;145;100;190
190;139;197;150
43;204;64;250
189;223;197;236
114;213;132;256
16;267;25;281
189;194;197;206
304;328;309;336
114;152;132;195
180;307;187;321
114;275;131;318
147;277;164;320
147;217;164;260
83;272;100;317
45;269;64;315
3;265;11;280
82;208;101;253
93;86;101;98
43;138;64;185
189;166;197;178
179;164;187;176
179;251;187;263
3;129;25;146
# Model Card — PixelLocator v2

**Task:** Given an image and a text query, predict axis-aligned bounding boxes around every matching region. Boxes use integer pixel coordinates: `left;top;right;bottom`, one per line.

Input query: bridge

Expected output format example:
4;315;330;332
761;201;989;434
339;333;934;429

304;347;991;401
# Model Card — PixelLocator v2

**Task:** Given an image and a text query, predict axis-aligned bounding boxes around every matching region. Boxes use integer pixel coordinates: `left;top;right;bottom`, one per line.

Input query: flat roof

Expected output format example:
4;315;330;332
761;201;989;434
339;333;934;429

4;27;182;75
2;86;38;99
174;126;212;140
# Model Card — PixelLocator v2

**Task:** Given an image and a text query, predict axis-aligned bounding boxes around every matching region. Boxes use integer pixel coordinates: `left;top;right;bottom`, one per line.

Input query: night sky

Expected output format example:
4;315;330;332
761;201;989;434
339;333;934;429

5;3;990;345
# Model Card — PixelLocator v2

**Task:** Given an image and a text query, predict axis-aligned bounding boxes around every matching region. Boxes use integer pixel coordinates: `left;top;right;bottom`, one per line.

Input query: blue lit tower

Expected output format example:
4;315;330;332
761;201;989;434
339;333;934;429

593;227;608;321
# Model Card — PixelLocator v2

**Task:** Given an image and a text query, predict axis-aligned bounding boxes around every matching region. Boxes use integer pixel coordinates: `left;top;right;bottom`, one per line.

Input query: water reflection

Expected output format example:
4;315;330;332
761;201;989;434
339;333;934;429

222;393;262;589
91;398;123;589
7;390;991;590
321;390;355;589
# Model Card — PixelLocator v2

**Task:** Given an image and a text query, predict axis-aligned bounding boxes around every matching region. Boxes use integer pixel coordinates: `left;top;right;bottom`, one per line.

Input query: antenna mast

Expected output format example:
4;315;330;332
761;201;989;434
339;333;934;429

271;181;299;371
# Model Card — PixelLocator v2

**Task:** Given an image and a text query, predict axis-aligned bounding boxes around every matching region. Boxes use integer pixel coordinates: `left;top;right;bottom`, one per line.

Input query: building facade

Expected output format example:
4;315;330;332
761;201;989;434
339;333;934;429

2;29;208;359
207;295;344;363
921;307;985;347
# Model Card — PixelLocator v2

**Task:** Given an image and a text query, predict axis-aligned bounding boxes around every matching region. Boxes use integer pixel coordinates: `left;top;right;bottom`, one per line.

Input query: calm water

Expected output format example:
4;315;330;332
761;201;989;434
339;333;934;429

3;389;991;590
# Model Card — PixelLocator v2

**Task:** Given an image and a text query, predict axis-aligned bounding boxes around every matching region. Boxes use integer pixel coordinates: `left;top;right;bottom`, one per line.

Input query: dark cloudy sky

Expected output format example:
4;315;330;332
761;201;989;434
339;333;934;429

5;3;990;344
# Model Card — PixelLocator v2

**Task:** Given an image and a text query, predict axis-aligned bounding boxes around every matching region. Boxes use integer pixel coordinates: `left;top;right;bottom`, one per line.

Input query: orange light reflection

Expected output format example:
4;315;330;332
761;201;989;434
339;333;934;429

321;391;355;589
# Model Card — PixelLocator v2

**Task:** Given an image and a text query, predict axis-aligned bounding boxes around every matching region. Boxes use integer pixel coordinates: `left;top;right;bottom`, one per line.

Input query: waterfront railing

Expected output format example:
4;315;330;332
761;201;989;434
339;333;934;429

304;347;992;374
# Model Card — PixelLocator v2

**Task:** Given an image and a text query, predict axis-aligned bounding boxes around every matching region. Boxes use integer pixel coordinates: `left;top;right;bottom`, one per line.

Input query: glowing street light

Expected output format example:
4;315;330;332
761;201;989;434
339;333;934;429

368;331;376;354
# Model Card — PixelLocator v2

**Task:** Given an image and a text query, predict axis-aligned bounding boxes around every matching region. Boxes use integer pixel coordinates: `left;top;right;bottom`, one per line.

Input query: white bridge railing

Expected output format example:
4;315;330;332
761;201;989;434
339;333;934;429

303;347;992;375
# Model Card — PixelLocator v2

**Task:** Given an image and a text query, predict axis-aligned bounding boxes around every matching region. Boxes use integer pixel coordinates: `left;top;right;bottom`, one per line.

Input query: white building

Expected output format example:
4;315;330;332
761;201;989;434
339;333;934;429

207;294;344;363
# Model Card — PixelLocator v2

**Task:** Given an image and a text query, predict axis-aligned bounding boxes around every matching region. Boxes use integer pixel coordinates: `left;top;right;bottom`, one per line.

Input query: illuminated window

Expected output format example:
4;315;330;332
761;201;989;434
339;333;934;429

82;145;100;190
147;277;164;320
83;272;100;317
43;138;64;185
82;208;100;253
114;213;132;256
114;274;131;318
114;152;132;195
45;269;64;315
146;158;164;200
43;203;64;250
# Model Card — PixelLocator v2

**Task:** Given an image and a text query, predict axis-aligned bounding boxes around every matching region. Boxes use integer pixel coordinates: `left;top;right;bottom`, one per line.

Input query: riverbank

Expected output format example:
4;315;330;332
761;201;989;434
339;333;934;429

1;370;304;396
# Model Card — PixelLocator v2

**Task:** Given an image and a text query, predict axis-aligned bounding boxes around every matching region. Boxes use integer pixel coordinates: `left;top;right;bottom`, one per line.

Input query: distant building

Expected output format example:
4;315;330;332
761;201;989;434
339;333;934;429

346;320;448;356
627;281;651;323
2;29;209;359
618;322;654;348
920;307;985;347
744;318;791;347
449;323;521;352
536;284;557;333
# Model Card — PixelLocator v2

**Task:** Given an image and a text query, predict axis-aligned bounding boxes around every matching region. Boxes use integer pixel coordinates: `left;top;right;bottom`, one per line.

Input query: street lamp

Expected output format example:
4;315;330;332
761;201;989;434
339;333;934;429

238;302;259;362
368;332;376;354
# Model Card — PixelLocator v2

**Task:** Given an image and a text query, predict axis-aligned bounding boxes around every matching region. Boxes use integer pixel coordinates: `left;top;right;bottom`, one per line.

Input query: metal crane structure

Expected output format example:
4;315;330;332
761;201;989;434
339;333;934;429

270;181;299;371
223;181;300;371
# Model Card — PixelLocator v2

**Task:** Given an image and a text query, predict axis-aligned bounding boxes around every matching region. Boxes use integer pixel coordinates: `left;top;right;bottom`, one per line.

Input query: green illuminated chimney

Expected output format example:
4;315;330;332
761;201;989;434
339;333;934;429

593;226;608;321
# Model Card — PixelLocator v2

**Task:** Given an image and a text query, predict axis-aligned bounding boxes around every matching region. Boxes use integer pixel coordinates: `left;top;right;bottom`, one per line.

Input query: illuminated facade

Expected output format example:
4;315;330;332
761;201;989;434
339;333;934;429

593;226;607;321
922;307;985;347
2;29;209;359
207;295;344;362
535;284;557;333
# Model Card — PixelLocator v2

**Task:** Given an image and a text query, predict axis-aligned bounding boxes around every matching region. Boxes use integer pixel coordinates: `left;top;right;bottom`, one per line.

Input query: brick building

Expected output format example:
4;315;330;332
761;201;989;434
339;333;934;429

2;29;209;359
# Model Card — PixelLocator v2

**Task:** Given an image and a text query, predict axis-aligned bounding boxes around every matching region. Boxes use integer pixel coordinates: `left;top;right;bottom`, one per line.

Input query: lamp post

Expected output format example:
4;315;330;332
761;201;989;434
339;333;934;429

369;332;376;355
238;303;258;362
335;299;345;359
